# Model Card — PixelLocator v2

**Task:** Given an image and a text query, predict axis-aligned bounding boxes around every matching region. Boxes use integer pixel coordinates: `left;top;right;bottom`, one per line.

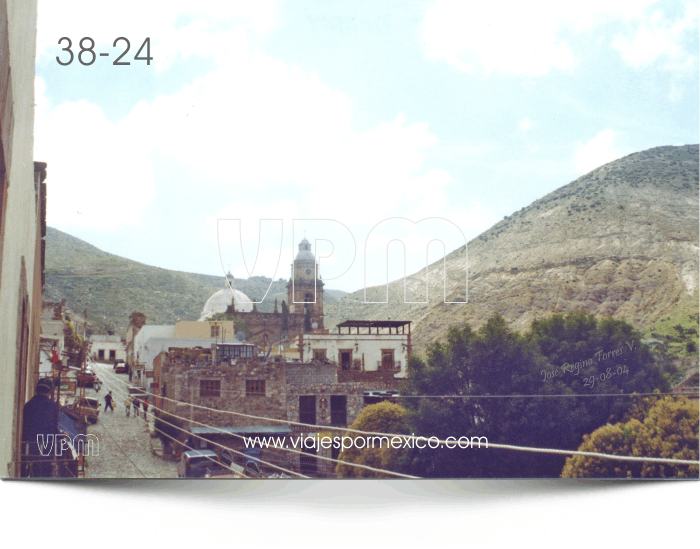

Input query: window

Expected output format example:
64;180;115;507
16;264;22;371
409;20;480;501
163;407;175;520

381;349;395;370
313;349;326;361
246;380;265;397
109;350;116;360
200;379;221;398
330;395;347;426
304;292;314;302
339;350;353;370
210;325;220;338
218;344;254;359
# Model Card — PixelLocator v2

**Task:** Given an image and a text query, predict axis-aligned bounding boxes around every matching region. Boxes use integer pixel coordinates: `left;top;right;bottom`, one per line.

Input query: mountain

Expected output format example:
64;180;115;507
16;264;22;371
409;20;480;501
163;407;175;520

324;144;699;349
44;228;347;334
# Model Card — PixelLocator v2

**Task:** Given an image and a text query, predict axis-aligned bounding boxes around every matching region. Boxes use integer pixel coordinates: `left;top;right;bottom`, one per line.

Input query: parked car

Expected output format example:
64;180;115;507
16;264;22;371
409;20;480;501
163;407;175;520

177;449;223;478
70;396;100;424
77;370;97;388
221;447;263;477
114;360;127;374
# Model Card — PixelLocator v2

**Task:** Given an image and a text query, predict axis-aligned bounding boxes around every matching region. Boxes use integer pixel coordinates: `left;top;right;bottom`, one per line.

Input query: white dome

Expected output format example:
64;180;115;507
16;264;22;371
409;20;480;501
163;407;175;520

198;287;253;321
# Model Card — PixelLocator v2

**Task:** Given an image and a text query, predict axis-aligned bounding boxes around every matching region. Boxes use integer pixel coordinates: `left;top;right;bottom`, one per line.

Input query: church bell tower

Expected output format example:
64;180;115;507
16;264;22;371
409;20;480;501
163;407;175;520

287;238;324;326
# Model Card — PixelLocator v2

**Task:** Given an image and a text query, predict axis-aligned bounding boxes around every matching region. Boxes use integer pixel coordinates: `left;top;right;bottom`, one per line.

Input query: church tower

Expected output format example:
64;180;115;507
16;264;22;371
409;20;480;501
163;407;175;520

287;238;324;326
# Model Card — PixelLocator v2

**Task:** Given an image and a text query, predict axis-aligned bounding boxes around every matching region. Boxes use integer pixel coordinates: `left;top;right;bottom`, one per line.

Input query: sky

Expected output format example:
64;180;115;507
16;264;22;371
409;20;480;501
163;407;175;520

34;0;699;295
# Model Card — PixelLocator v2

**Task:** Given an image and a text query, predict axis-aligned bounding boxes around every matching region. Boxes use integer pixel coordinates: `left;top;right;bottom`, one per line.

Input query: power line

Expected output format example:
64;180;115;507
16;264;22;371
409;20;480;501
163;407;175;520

392;392;694;398
96;365;700;469
99;368;417;479
97;367;418;478
97;373;307;478
97;376;251;478
95;411;147;478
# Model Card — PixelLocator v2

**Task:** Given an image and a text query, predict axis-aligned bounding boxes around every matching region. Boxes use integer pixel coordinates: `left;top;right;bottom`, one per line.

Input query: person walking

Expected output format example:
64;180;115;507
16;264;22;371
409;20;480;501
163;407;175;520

125;396;132;417
142;398;149;420
133;397;141;417
104;391;114;412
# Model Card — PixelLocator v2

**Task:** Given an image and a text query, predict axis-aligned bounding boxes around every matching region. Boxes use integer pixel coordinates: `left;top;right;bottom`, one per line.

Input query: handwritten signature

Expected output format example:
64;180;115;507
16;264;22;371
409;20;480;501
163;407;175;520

541;340;635;383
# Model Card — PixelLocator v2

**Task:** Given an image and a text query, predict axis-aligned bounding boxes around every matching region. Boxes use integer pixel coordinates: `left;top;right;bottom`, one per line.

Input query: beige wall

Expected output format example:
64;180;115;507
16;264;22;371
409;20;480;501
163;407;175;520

92;340;127;362
0;0;40;477
301;334;409;377
175;320;236;340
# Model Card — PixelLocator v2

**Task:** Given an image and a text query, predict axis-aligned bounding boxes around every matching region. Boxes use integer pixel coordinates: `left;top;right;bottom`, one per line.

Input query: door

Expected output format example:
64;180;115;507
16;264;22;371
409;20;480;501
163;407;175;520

330;395;347;426
339;350;353;370
299;396;316;425
300;446;317;476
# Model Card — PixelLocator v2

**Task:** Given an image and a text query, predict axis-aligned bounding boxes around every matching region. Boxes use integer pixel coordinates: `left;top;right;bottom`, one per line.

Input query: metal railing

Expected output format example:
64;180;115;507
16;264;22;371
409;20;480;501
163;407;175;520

10;455;80;478
376;361;401;370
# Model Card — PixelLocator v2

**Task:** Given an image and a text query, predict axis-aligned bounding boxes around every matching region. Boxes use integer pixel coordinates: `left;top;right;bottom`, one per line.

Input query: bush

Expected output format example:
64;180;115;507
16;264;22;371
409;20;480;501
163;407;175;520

561;397;699;478
336;402;412;479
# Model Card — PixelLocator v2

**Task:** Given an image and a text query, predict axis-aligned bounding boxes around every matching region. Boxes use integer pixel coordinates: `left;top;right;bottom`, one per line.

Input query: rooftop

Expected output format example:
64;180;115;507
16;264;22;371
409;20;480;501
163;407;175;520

336;320;411;328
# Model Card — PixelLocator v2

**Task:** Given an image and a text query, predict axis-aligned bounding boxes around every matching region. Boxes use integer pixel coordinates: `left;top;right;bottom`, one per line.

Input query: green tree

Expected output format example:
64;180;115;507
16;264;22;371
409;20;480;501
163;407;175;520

404;312;671;478
562;396;699;478
336;402;412;478
406;315;581;478
529;311;671;427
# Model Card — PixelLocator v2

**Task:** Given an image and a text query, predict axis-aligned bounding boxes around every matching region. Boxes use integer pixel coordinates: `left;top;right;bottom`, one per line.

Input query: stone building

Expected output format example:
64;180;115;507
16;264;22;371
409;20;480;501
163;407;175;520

154;345;379;477
198;238;325;348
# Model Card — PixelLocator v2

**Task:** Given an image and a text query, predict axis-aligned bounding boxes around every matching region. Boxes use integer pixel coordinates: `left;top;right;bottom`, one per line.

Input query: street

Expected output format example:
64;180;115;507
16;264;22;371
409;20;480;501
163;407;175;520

85;363;177;478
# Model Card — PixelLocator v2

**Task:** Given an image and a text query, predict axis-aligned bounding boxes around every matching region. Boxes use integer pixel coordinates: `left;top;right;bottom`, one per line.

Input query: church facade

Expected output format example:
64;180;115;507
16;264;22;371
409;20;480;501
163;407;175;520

211;238;325;348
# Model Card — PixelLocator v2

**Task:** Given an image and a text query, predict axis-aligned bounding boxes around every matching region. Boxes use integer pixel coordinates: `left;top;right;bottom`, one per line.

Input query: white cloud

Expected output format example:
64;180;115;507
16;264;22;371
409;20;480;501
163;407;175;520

422;1;577;76
573;129;627;174
668;81;683;102
518;118;533;132
612;1;699;72
37;14;451;237
421;0;693;76
34;81;156;230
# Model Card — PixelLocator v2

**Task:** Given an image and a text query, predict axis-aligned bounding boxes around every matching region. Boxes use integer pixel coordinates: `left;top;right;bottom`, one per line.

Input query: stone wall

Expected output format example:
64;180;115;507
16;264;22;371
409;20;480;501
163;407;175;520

161;355;287;430
286;382;365;428
286;363;337;385
337;369;401;390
